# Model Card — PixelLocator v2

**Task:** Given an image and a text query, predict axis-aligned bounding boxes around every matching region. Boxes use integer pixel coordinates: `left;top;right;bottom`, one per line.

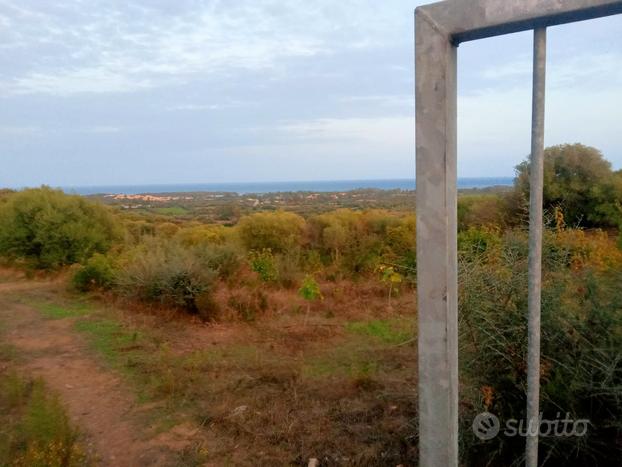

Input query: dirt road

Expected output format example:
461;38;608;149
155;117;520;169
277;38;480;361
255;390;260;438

0;279;190;466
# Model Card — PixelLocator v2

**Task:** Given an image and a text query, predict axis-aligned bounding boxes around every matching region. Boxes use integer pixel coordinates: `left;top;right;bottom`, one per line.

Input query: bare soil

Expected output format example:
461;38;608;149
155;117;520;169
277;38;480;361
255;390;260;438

0;279;198;466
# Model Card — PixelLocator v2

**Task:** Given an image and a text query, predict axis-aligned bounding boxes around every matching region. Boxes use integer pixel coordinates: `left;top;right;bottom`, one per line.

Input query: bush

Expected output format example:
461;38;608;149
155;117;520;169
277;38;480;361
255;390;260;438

195;243;243;280
116;239;216;313
458;194;507;230
237;211;306;253
458;226;502;258
227;289;269;321
459;229;622;466
513;144;622;228
155;222;180;238
71;253;116;292
248;249;279;283
0;187;122;268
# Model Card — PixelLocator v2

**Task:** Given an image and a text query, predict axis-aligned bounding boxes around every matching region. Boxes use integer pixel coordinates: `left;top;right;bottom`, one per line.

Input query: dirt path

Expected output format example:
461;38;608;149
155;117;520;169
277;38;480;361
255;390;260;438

0;280;187;466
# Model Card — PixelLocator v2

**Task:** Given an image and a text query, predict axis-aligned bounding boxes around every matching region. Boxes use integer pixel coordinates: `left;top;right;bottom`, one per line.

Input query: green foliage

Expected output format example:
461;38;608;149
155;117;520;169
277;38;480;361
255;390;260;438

74;318;141;367
71;253;116;292
248;249;279;283
124;220;155;243
459;229;622;466
237;211;306;253
0;187;122;268
0;372;88;466
309;209;414;275
379;265;402;285
195;243;243;280
176;224;230;246
298;275;322;302
458;226;502;258
345;319;412;345
116;238;216;313
514;144;622;227
458;194;507;230
378;265;403;307
155;221;180;238
35;302;91;320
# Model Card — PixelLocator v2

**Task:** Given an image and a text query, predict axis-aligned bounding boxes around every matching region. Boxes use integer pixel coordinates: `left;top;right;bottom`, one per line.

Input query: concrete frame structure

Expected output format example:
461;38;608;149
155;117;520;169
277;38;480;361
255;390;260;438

414;1;622;466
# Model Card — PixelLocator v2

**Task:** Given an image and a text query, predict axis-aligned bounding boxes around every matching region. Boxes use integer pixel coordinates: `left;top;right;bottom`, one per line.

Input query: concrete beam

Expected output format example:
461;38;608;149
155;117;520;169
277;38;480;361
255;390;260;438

417;0;622;44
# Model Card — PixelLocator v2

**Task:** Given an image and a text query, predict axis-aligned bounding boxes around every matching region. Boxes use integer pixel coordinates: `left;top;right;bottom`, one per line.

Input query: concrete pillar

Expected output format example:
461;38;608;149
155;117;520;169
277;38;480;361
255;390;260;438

415;7;458;467
526;26;547;467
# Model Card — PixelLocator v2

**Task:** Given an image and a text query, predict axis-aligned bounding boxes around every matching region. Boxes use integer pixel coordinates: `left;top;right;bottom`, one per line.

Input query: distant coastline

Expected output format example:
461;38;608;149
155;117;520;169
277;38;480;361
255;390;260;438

62;177;514;196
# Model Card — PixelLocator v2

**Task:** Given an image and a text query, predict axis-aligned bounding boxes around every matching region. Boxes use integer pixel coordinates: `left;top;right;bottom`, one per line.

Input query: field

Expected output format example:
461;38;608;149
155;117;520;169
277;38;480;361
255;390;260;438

0;269;418;466
0;144;621;466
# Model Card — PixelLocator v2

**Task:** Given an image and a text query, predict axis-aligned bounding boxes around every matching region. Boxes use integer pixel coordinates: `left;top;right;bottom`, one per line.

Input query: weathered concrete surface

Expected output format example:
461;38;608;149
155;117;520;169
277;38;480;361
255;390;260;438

414;1;622;466
418;0;622;43
525;27;547;467
415;7;458;467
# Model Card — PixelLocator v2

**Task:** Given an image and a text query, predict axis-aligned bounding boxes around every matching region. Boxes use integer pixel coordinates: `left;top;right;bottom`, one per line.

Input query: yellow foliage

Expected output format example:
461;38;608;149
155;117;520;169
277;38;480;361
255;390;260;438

553;229;622;271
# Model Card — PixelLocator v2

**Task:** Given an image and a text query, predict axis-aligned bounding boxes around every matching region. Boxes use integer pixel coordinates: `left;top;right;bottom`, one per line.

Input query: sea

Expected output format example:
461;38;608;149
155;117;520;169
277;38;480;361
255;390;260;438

64;177;514;196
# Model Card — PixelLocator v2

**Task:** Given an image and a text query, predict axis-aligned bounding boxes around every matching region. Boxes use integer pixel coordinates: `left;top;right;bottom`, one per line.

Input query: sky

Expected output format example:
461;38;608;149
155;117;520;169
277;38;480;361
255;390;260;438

0;0;621;188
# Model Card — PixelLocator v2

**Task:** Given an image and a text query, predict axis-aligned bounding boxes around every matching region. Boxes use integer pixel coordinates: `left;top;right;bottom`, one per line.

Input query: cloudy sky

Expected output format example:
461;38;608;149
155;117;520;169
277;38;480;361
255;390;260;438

1;0;621;188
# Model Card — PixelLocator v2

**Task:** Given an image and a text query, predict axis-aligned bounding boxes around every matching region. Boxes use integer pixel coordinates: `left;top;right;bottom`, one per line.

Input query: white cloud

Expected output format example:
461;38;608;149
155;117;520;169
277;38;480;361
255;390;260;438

278;116;413;150
0;0;419;97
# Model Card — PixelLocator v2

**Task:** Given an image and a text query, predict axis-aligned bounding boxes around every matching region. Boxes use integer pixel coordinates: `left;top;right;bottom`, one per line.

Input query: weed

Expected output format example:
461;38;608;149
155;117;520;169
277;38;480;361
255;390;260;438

0;371;89;466
345;319;412;345
35;302;91;320
74;318;142;366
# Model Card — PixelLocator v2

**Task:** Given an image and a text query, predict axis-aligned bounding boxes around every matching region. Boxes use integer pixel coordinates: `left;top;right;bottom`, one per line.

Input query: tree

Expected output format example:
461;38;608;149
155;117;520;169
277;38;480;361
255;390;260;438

514;144;622;227
0;187;122;268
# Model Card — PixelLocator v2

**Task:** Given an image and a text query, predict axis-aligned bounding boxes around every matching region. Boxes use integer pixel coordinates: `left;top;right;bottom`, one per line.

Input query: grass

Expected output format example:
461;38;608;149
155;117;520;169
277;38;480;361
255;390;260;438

0;309;88;466
8;294;420;464
0;338;89;467
345;318;413;345
36;302;91;320
74;318;143;370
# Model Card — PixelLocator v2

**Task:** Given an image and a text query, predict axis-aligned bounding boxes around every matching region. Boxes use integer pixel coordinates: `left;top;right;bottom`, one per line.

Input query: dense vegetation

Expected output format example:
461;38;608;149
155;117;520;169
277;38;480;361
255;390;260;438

0;187;121;268
0;143;621;465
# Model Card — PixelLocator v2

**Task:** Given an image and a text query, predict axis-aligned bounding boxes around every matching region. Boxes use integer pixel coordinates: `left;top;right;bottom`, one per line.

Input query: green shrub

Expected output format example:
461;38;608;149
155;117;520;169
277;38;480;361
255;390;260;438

458;227;502;258
195;243;243;280
0;187;122;268
458;194;507;230
116;239;216;313
155;222;180;238
298;275;322;302
237;211;306;253
459;230;622;466
513;144;622;228
176;224;230;246
308;209;413;275
248;249;279;283
71;253;116;292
